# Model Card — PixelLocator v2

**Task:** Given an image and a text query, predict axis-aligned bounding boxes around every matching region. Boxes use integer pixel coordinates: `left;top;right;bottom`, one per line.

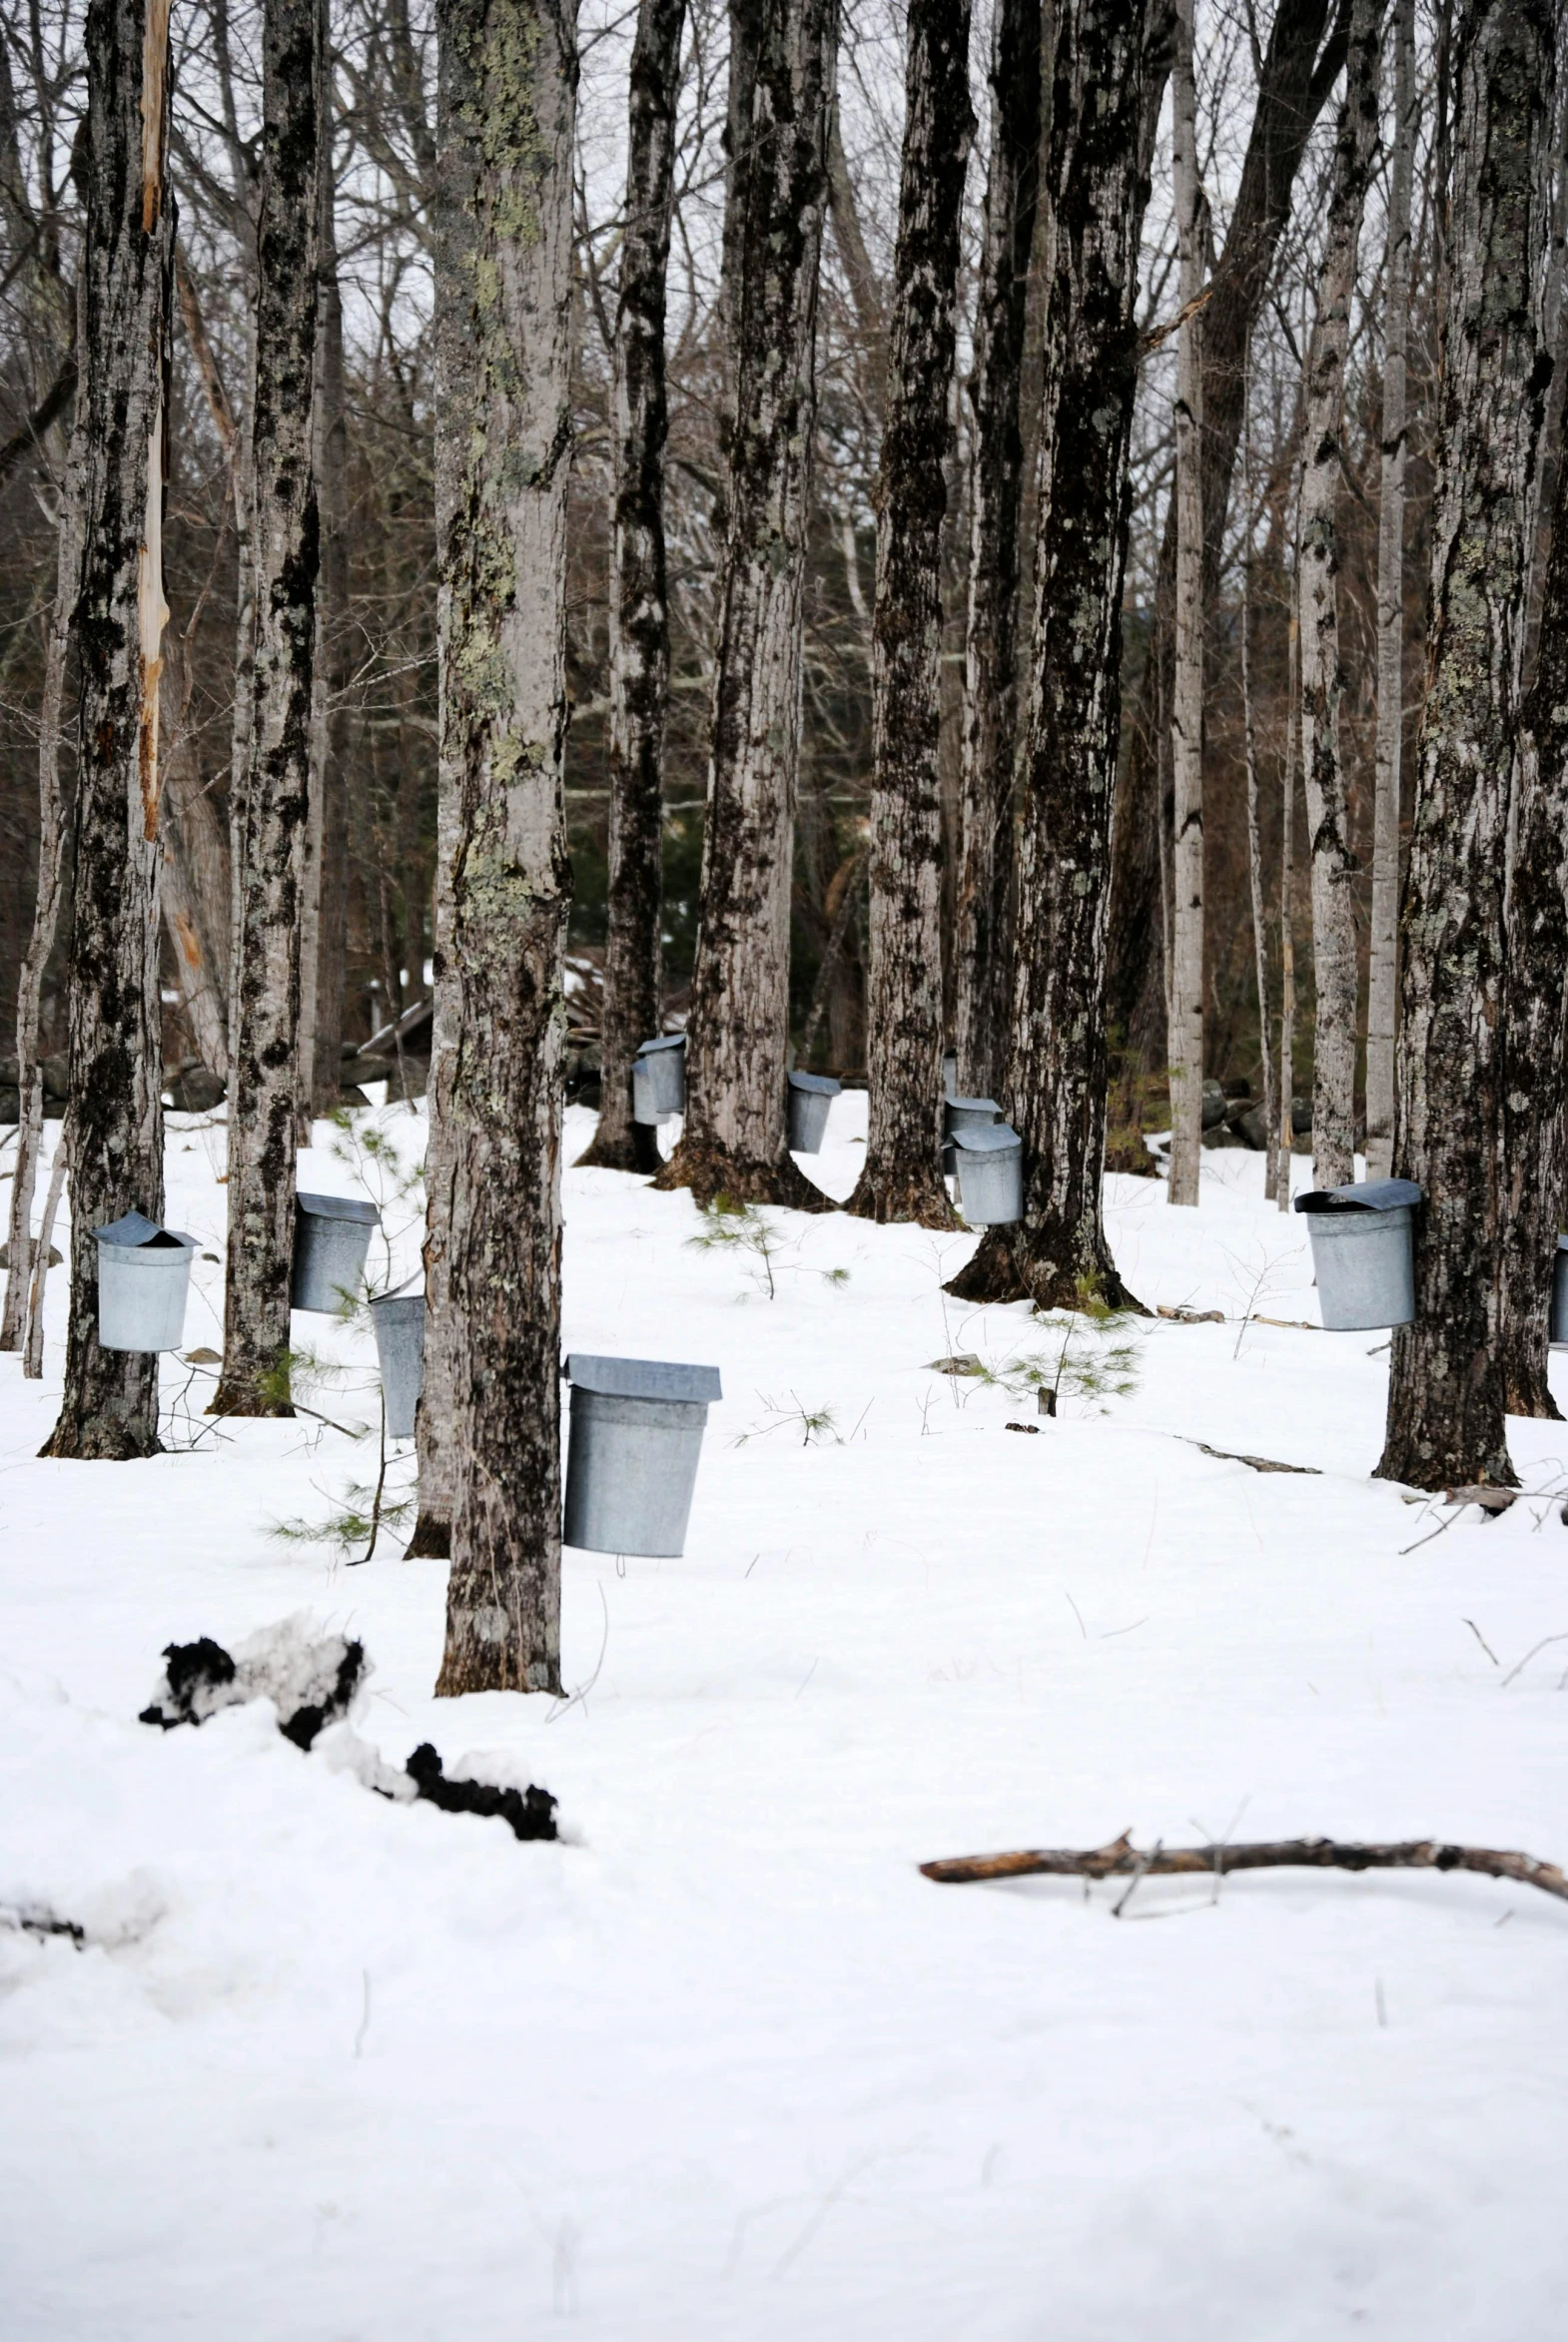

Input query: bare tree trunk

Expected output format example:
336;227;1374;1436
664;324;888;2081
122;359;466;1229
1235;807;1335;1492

41;0;173;1462
1240;369;1278;1202
25;1128;69;1378
1298;0;1386;1193
213;0;323;1419
847;0;972;1227
654;0;838;1209
1277;606;1299;1210
161;636;233;1082
1377;0;1555;1493
577;0;685;1174
1365;0;1416;1180
952;0;1041;1102
946;0;1168;1309
407;776;459;1560
2;279;84;1352
1167;0;1205;1209
430;0;576;1696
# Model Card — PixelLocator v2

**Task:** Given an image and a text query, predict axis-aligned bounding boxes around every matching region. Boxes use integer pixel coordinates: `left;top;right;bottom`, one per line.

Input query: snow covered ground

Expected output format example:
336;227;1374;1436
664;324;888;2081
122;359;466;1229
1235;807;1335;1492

3;1093;1567;2339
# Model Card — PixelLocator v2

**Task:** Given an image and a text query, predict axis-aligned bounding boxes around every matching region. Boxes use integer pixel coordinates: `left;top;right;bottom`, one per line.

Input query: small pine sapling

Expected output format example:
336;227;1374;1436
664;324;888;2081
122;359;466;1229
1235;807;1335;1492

686;1195;788;1298
977;1282;1144;1418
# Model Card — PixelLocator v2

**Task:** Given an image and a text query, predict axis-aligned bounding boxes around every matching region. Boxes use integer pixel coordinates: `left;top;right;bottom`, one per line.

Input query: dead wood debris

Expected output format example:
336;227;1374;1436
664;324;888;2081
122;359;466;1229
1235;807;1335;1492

1181;1438;1320;1475
920;1830;1568;1904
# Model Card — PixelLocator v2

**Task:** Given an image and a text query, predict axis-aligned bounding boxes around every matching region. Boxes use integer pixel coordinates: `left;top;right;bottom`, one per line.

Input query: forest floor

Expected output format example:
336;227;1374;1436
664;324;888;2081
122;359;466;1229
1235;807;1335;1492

2;1091;1567;2339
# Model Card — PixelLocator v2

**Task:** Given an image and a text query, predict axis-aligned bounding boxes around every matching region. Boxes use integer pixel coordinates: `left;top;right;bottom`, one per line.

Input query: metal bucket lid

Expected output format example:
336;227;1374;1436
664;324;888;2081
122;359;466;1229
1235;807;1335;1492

297;1189;382;1225
947;1095;1000;1117
952;1122;1022;1155
1557;1232;1568;1251
1294;1177;1421;1214
634;1034;686;1057
566;1352;722;1403
370;1291;424;1317
788;1071;840;1097
94;1209;191;1249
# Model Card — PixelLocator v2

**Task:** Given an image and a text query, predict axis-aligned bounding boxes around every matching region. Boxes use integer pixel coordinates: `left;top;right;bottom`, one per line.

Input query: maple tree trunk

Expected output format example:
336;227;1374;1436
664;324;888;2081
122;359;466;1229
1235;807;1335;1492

42;0;173;1461
848;0;972;1228
654;0;838;1209
1167;0;1205;1209
430;0;576;1694
1378;0;1555;1492
160;637;234;1083
214;0;322;1420
577;0;684;1175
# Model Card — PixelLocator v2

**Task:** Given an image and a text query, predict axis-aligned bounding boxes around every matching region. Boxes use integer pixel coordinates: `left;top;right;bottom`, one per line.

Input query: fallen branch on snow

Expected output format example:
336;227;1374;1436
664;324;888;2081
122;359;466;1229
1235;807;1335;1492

1181;1438;1320;1475
919;1830;1568;1905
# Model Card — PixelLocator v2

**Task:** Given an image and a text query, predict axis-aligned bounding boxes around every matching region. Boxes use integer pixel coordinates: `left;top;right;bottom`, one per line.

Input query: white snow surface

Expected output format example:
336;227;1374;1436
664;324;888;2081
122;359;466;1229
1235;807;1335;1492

2;1097;1567;2339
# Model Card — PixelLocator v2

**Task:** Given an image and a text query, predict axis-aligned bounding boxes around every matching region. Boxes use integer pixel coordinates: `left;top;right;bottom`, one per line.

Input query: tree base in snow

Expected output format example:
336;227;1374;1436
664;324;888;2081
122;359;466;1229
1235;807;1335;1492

208;1367;295;1421
1376;1324;1518;1492
943;1222;1149;1315
843;1165;959;1230
652;1134;832;1213
404;1508;452;1560
575;1120;662;1174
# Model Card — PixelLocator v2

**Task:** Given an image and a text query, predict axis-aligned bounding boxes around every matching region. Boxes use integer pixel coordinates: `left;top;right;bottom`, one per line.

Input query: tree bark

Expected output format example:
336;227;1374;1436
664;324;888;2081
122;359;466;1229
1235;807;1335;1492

846;0;972;1227
946;0;1169;1310
160;634;234;1083
430;0;576;1695
1167;0;1205;1209
213;0;323;1420
41;0;174;1462
1377;0;1555;1493
1365;0;1416;1181
654;0;838;1209
952;0;1042;1102
1240;368;1279;1203
577;0;685;1174
1298;0;1386;1193
1277;606;1300;1209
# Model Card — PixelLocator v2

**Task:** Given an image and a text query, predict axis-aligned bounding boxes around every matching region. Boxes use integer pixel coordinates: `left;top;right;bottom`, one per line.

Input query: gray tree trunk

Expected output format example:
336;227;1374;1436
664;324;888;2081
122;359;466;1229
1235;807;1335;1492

947;0;1168;1310
577;0;685;1175
161;633;234;1082
1298;0;1386;1193
952;0;1042;1102
654;0;839;1209
1277;603;1300;1210
1364;0;1416;1180
1167;0;1205;1209
1378;0;1555;1492
42;0;174;1461
213;0;323;1420
430;0;576;1695
848;0;972;1227
1240;374;1279;1203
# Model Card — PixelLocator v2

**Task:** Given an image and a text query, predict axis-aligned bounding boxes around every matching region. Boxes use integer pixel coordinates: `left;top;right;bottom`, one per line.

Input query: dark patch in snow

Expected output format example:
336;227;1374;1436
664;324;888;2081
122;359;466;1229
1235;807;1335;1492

403;1743;558;1842
140;1620;366;1748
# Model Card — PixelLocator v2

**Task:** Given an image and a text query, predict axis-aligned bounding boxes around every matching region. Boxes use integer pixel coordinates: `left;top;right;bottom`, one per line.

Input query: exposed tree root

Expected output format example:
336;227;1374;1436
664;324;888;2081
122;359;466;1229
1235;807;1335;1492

653;1134;833;1212
943;1224;1149;1314
921;1829;1568;1905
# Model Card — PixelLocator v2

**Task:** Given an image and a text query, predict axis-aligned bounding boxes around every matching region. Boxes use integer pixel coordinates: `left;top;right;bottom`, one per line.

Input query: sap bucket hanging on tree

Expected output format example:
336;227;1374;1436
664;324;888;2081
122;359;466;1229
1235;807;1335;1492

953;1122;1024;1226
631;1034;686;1125
1550;1234;1568;1348
943;1094;1001;1177
370;1293;424;1438
787;1070;840;1155
562;1353;722;1558
1293;1178;1422;1330
293;1191;381;1313
94;1210;197;1351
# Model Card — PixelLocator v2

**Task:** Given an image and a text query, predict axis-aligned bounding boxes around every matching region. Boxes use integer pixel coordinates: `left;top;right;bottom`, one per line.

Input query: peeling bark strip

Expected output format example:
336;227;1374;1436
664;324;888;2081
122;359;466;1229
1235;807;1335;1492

920;1832;1568;1905
577;0;685;1174
1298;0;1387;1193
946;0;1169;1312
953;0;1041;1102
655;0;839;1210
42;0;173;1461
848;0;973;1228
1378;0;1556;1494
429;0;576;1694
214;0;323;1420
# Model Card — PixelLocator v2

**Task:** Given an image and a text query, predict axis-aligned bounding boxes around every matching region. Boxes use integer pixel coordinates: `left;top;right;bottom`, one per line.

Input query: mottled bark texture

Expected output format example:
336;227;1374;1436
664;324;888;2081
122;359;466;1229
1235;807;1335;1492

1167;0;1204;1209
214;0;322;1420
1365;0;1416;1181
1298;0;1386;1192
953;0;1041;1101
1240;390;1280;1202
161;636;234;1082
946;0;1168;1310
577;0;685;1174
41;0;174;1461
1377;0;1555;1492
848;0;973;1227
654;0;838;1209
429;0;576;1694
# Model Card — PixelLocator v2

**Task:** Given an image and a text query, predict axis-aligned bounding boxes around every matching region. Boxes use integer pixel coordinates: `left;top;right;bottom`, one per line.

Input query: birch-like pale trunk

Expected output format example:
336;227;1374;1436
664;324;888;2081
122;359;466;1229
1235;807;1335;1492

946;0;1168;1310
1277;606;1299;1211
952;0;1041;1102
1167;0;1205;1209
42;0;173;1461
1364;0;1415;1180
654;0;838;1209
1298;0;1386;1192
160;636;234;1081
214;0;322;1420
577;0;685;1175
430;0;576;1696
1378;0;1554;1493
1240;381;1279;1202
849;0;973;1228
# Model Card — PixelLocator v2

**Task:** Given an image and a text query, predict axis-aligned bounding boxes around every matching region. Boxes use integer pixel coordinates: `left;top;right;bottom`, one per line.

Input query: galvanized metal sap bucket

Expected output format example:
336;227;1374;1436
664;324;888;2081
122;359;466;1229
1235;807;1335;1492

942;1051;958;1101
953;1122;1024;1225
1551;1234;1568;1348
787;1070;840;1154
94;1209;197;1351
943;1093;1001;1177
1294;1177;1422;1330
370;1293;424;1438
562;1353;722;1557
293;1190;381;1313
632;1034;686;1125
